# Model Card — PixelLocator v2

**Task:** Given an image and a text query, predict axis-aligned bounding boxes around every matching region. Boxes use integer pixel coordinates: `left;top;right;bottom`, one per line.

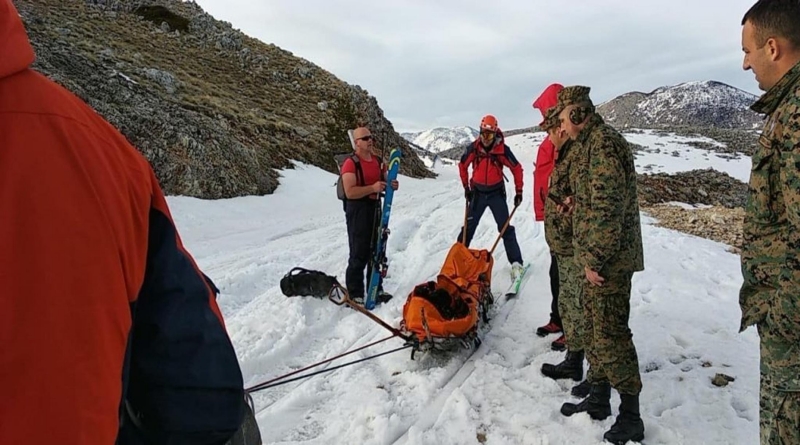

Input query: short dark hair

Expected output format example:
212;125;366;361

742;0;800;50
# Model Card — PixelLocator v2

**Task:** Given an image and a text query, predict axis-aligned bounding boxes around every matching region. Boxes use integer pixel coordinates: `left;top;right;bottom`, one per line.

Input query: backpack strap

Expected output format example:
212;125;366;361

350;154;365;187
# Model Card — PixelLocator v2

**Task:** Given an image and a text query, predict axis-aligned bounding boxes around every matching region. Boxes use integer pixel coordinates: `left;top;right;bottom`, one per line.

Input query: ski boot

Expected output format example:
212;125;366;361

551;334;566;351
536;321;562;337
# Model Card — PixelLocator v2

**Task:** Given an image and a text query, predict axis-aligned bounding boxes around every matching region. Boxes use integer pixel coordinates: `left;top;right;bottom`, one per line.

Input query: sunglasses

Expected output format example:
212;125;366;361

480;130;495;137
357;135;374;142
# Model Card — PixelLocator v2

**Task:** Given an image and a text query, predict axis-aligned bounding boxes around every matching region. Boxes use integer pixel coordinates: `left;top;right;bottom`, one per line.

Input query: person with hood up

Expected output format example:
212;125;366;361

458;114;525;279
532;83;567;352
0;1;258;444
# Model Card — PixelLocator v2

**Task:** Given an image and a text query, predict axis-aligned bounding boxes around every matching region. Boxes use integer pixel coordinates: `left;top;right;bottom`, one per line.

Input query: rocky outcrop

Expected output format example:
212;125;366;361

637;168;749;250
637;169;748;209
17;0;434;199
642;205;744;252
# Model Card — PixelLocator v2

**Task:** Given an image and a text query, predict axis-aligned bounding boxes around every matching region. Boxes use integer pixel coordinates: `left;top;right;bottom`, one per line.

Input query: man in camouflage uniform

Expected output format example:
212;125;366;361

551;86;645;445
739;1;800;443
538;102;592;398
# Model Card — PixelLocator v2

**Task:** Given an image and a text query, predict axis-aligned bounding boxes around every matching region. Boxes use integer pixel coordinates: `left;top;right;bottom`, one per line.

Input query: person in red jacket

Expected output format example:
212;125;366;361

532;84;567;350
0;2;256;444
458;114;525;277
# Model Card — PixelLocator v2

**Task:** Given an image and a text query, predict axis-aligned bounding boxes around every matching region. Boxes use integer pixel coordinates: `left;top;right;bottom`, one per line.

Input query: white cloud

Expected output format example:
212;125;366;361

192;0;762;131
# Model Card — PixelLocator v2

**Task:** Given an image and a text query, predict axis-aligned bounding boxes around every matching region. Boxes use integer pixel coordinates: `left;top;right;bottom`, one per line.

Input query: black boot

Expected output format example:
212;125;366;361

541;350;584;381
571;379;591;398
603;394;645;444
560;381;612;420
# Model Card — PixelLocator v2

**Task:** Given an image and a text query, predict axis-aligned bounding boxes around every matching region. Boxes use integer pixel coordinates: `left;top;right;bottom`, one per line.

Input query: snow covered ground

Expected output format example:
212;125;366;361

166;131;758;444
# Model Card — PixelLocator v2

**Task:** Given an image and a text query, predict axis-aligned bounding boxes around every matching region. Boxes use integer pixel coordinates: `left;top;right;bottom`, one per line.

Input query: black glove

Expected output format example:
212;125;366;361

465;187;473;200
514;193;522;207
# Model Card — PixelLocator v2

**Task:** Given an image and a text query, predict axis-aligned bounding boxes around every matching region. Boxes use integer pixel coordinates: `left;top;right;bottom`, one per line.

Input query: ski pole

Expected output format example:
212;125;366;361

461;199;469;244
489;202;519;256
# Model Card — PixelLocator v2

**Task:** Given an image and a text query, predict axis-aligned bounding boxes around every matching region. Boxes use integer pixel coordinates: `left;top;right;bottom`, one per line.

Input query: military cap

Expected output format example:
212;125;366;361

551;85;593;118
541;107;561;131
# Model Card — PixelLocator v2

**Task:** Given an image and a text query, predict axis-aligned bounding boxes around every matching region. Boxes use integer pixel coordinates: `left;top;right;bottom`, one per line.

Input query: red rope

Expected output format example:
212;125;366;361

246;334;399;393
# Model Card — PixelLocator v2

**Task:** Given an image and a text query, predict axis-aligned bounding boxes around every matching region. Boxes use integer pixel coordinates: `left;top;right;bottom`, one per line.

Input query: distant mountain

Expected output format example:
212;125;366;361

597;81;762;130
401;126;479;153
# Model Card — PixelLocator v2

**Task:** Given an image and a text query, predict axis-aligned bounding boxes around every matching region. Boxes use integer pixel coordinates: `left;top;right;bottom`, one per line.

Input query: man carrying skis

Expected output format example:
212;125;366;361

341;126;398;305
458;114;525;279
534;85;591;399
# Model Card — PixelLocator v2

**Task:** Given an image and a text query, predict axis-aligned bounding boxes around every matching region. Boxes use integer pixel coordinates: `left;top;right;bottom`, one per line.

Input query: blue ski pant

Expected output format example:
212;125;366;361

458;189;523;265
345;198;380;300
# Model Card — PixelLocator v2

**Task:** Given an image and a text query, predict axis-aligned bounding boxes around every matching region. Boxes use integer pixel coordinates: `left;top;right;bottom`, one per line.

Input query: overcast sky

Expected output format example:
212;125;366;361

192;0;762;132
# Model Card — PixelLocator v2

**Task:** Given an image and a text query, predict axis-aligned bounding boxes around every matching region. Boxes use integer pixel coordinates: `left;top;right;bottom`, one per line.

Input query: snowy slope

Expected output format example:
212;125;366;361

598;80;761;130
167;131;758;445
402;126;479;153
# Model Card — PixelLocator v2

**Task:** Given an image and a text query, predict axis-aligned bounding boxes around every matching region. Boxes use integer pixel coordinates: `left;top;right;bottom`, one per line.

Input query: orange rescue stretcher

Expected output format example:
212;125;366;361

399;242;494;352
327;202;518;358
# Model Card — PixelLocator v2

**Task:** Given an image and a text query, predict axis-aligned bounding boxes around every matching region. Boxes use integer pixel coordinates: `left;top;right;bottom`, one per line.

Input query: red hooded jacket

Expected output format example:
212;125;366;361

458;129;524;194
0;2;244;443
531;83;563;221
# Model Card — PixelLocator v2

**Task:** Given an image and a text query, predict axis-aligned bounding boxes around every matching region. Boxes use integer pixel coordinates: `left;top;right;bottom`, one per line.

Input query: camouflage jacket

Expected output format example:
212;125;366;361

740;60;800;351
544;140;575;257
570;114;644;275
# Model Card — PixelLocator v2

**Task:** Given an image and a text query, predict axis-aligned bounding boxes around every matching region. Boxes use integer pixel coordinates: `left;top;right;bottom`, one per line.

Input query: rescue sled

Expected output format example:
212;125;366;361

323;201;520;359
399;242;494;353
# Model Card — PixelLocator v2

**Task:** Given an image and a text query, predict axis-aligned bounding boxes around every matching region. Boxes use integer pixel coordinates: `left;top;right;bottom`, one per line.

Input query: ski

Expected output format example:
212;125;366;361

505;264;531;298
365;147;402;310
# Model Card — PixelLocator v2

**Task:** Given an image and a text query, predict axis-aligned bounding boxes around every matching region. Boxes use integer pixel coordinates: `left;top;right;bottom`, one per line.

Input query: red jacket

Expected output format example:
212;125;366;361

0;2;244;443
533;136;556;221
459;131;523;194
531;83;563;221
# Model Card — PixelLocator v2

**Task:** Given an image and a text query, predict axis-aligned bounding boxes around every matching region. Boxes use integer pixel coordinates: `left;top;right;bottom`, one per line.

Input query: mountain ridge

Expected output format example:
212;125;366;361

17;0;434;199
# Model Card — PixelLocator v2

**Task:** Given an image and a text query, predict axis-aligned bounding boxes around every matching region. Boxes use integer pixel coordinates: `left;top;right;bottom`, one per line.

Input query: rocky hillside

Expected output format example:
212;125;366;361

637;169;748;209
637;168;749;251
17;0;434;199
598;81;761;130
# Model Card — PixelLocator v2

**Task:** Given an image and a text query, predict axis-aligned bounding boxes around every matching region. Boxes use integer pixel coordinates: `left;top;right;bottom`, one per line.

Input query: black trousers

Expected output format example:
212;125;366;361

549;253;562;326
345;199;379;300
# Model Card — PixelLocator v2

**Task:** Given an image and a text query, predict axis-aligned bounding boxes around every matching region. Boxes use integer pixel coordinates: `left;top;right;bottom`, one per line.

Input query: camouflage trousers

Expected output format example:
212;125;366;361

582;269;642;395
757;322;800;445
555;254;586;352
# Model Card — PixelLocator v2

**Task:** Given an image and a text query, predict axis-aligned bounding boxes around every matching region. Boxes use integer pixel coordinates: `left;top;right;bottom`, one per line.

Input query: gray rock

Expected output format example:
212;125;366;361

143;68;180;94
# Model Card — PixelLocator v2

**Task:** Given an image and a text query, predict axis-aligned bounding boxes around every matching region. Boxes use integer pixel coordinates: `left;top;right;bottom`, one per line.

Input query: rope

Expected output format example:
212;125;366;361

246;343;413;393
245;334;400;393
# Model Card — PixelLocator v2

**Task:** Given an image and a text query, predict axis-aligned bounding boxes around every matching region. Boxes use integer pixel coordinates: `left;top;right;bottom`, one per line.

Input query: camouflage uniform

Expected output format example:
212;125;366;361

559;87;645;396
544;138;587;353
740;60;800;445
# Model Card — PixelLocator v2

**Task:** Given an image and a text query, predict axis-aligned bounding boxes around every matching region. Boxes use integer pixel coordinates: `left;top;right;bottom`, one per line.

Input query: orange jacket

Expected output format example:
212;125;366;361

0;2;244;443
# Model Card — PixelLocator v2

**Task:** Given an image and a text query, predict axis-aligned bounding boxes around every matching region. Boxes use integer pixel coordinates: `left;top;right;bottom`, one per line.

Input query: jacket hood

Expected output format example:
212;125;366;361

0;0;35;80
532;83;564;127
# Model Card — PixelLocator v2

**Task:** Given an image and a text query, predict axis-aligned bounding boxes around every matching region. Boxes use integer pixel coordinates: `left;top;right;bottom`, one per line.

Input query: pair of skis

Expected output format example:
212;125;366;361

505;263;530;298
472;200;530;299
365;147;402;310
